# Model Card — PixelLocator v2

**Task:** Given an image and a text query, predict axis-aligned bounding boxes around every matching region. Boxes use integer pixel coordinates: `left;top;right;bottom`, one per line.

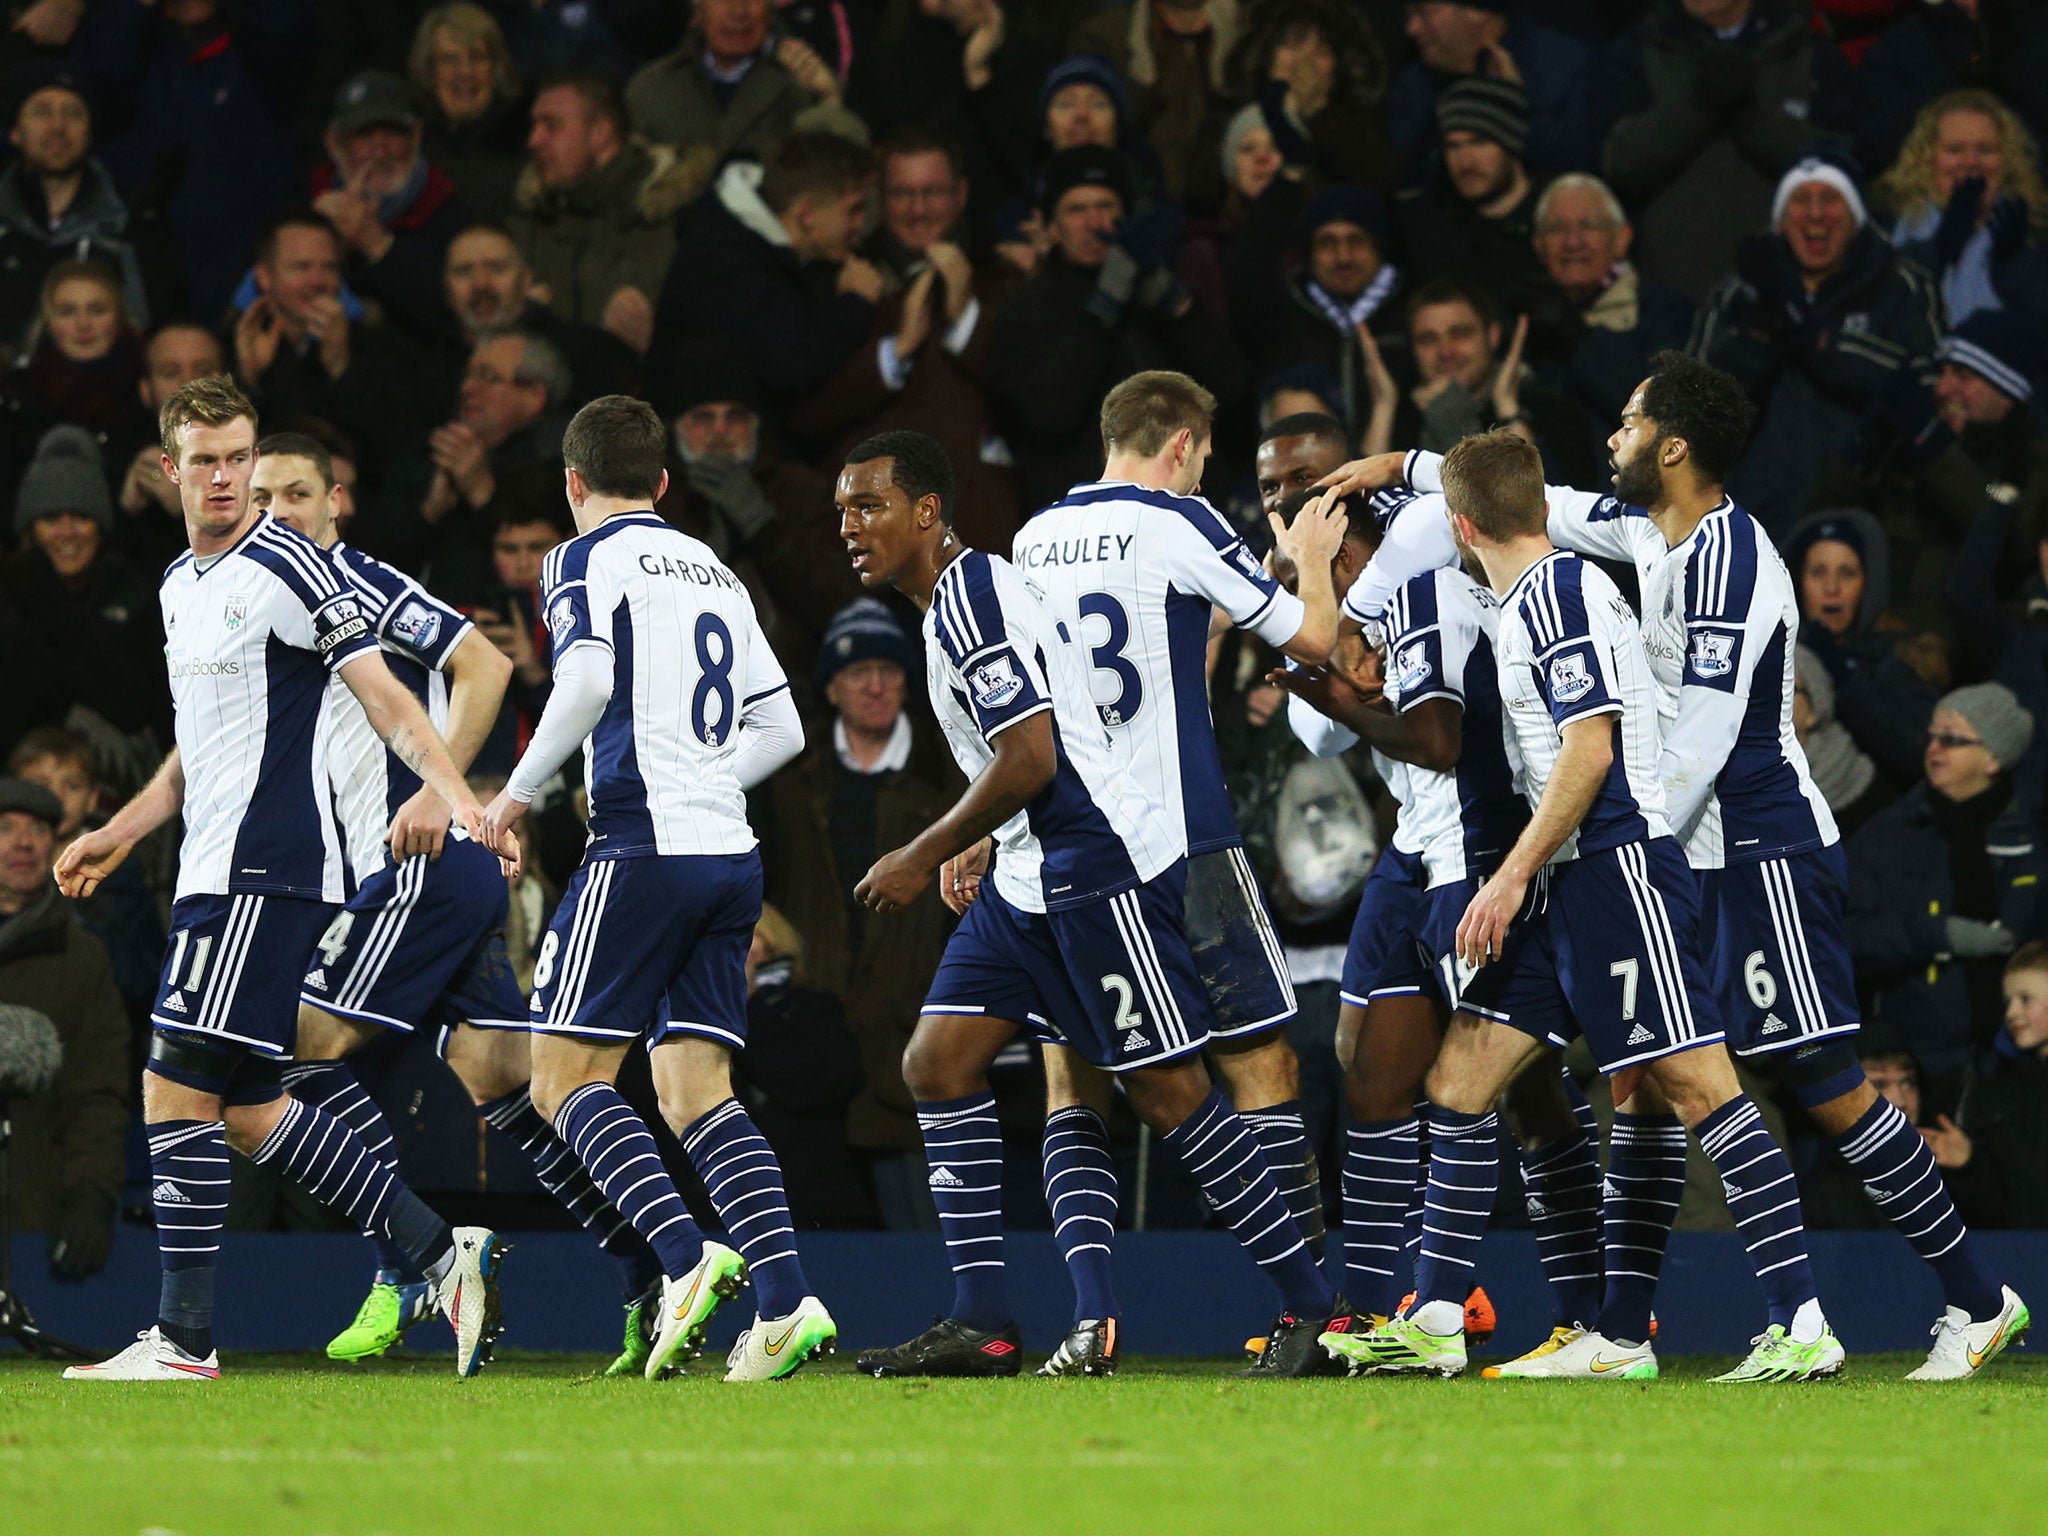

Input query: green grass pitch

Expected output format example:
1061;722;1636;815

5;1350;2043;1535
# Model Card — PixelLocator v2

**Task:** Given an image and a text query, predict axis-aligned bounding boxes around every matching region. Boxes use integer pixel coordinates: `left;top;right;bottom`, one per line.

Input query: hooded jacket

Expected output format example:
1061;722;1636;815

0;158;152;346
506;140;702;330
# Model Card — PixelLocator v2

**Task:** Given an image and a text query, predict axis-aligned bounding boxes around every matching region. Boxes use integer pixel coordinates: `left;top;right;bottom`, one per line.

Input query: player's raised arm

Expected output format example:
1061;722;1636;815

1265;488;1347;664
54;747;184;899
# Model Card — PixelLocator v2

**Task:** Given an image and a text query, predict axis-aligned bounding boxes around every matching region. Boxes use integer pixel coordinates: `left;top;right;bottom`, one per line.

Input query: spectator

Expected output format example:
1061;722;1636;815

1792;644;1895;839
1397;75;1546;303
1597;0;1853;303
649;131;880;426
653;342;858;674
1856;0;2048;179
231;211;425;488
509;70;698;355
1224;0;1396;192
851;1;1048;162
3;426;169;746
1069;2;1241;207
1521;173;1697;426
0;777;129;1282
988;145;1244;510
1389;0;1594;187
311;71;472;337
732;904;873;1227
755;598;964;1229
864;129;978;288
111;322;222;574
1696;156;1941;535
409;2;529;221
9;727;164;1036
8;259;145;443
624;0;861;166
0;69;155;352
1794;1035;1950;1229
1227;184;1403;449
1388;277;1601;484
1881;88;2048;329
1847;682;2044;1108
71;0;310;320
430;505;568;781
437;221;637;407
1932;942;2048;1227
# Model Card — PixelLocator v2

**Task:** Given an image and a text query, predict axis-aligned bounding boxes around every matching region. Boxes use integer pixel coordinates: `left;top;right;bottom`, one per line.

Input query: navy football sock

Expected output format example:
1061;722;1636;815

1343;1116;1419;1319
917;1092;1011;1331
1519;1120;1604;1329
150;1118;228;1358
1834;1095;2003;1320
1596;1111;1687;1344
283;1059;417;1282
1697;1097;1816;1329
1243;1101;1325;1257
682;1099;811;1319
251;1097;453;1277
1042;1106;1120;1324
553;1082;705;1280
1412;1104;1498;1311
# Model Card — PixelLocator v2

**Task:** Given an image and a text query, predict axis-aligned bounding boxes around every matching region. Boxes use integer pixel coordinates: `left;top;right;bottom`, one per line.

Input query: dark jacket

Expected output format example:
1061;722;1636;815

1854;0;2048;180
0;159;155;350
0;546;169;744
1389;15;1594;188
1396;180;1547;307
0;884;130;1235
755;719;963;1152
624;30;859;162
422;96;529;223
1846;781;2048;1091
990;249;1246;512
506;141;697;331
732;961;873;1226
1696;229;1941;536
1944;1048;2048;1229
235;316;428;493
1522;262;1698;428
649;164;877;424
309;159;471;338
1595;0;1853;302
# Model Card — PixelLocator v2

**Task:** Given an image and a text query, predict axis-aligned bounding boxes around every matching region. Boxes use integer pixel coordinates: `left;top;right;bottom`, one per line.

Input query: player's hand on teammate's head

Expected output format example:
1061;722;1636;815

1271;484;1348;570
1314;451;1407;499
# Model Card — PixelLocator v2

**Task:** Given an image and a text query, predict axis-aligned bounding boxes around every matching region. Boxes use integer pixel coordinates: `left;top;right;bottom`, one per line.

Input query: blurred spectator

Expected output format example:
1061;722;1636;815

1880;88;2048;328
71;0;310;320
1792;644;1895;838
989;145;1243;510
311;70;472;336
1933;942;2048;1227
1597;0;1852;303
1224;0;1396;192
1069;2;1240;207
0;777;128;1280
732;904;873;1226
1398;76;1546;302
1856;0;2048;179
0;69;155;352
1521;173;1697;426
650;132;879;426
852;1;1047;161
624;0;861;166
1847;682;2043;1108
755;598;964;1229
409;2;529;221
111;322;222;574
9;727;163;1035
653;342;857;675
431;505;567;780
864;129;976;287
1390;0;1594;187
508;70;696;355
1389;277;1601;484
436;221;637;407
9;259;146;443
232;211;425;487
3;426;169;745
1696;156;1941;534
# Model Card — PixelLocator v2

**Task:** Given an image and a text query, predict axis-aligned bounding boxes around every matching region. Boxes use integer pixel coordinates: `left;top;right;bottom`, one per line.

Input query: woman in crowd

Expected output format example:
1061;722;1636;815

410;2;529;222
1226;0;1394;194
9;260;145;444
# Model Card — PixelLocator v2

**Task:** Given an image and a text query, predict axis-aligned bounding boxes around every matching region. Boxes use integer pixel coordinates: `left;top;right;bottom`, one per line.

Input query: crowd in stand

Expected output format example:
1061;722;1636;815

3;0;2048;1278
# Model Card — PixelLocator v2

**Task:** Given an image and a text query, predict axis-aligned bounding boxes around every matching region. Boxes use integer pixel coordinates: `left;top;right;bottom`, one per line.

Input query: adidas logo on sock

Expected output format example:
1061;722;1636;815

153;1180;192;1205
1761;1013;1788;1035
1721;1179;1742;1202
1122;1029;1153;1052
304;968;328;990
1526;1196;1551;1219
161;992;188;1014
1626;1023;1655;1046
928;1166;963;1189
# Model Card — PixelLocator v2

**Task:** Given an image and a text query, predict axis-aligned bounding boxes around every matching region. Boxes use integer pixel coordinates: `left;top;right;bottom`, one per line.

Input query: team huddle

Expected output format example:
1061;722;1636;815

53;351;2030;1386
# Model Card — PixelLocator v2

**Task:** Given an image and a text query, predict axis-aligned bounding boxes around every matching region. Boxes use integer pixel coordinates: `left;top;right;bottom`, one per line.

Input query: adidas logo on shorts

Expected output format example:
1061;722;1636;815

152;1180;191;1205
928;1166;963;1189
304;969;328;991
161;992;188;1014
1625;1022;1655;1046
1761;1014;1789;1035
1123;1030;1153;1052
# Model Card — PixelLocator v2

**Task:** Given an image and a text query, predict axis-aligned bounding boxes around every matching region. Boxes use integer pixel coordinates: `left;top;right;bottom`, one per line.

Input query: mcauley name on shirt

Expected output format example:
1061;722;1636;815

636;553;745;590
1013;534;1137;569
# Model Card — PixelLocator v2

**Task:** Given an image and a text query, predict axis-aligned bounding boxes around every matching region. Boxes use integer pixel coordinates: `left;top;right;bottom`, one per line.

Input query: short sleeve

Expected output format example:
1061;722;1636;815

1382;574;1462;713
1158;499;1304;648
1525;564;1621;729
1681;516;1764;698
347;553;471;671
249;526;378;672
540;538;610;660
309;589;378;672
934;556;1053;741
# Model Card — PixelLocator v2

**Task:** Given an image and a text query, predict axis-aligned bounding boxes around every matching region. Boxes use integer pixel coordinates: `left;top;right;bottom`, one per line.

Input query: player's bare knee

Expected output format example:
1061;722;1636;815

221;1096;288;1155
446;1027;530;1105
295;1004;372;1062
1644;1045;1741;1128
142;1066;221;1125
1122;1059;1209;1133
1211;1030;1298;1110
902;1018;982;1101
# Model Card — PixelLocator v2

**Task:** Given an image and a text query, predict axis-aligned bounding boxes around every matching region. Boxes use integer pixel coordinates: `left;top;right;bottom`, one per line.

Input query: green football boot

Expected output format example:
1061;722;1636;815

1711;1323;1846;1382
1322;1311;1467;1378
604;1287;657;1378
326;1278;431;1362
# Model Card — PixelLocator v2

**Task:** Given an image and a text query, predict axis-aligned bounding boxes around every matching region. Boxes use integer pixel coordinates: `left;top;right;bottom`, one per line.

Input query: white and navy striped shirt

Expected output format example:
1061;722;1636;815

540;512;788;858
1012;482;1306;858
926;549;1181;913
160;513;380;902
1496;550;1670;858
322;544;474;886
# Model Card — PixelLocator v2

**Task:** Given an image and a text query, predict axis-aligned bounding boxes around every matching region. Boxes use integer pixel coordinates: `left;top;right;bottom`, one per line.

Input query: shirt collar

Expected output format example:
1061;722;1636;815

834;712;912;775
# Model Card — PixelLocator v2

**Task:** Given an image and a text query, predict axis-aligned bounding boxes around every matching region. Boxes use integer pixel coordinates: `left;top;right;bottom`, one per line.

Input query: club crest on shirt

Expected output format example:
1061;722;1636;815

223;594;249;632
1548;652;1595;704
969;655;1023;710
1690;630;1735;678
388;598;442;650
1391;641;1431;696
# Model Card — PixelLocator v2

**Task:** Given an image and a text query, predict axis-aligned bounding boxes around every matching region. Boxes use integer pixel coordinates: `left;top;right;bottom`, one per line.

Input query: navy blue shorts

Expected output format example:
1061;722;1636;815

1413;870;1573;1046
1700;844;1860;1058
1186;845;1297;1038
1548;839;1726;1072
150;893;333;1057
300;837;527;1034
529;852;761;1049
1339;845;1430;1008
923;862;1213;1073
